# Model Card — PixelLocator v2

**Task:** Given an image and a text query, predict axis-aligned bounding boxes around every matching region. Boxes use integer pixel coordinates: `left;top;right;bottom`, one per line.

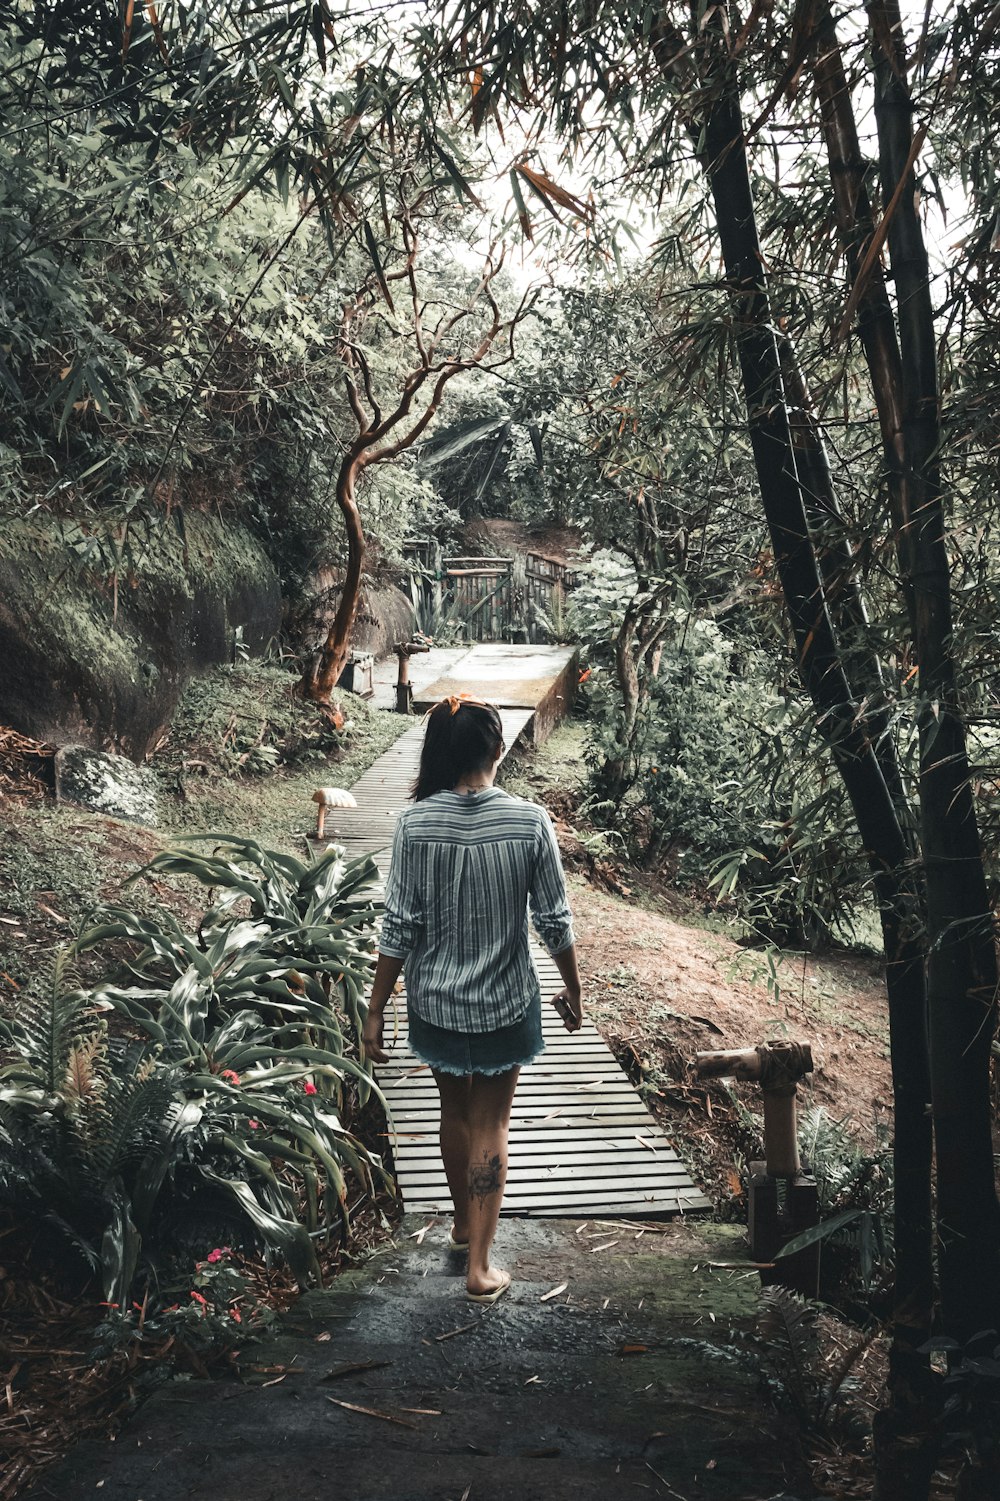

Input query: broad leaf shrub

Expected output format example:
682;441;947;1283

0;841;391;1311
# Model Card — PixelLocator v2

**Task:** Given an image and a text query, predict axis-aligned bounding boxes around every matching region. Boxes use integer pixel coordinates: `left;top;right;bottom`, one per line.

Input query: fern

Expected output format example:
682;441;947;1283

754;1285;822;1424
79;1051;176;1187
0;949;94;1095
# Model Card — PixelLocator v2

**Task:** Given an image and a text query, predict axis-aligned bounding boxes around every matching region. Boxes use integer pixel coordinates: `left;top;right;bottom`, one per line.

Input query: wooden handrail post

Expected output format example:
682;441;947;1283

695;1040;819;1294
394;639;430;714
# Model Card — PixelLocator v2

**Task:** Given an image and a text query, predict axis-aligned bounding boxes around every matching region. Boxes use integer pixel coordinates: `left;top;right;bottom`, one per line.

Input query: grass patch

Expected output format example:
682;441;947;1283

501;715;589;803
153;662;407;846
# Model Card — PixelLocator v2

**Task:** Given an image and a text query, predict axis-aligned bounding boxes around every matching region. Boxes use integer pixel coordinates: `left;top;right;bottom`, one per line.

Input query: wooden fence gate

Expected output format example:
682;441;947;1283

403;541;578;643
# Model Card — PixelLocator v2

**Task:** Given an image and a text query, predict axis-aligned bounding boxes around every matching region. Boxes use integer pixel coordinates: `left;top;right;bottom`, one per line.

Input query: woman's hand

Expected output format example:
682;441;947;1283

551;987;583;1033
362;1006;390;1064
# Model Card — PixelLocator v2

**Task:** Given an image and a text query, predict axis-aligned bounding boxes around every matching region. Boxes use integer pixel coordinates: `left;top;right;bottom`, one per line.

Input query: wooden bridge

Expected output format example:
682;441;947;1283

326;644;709;1218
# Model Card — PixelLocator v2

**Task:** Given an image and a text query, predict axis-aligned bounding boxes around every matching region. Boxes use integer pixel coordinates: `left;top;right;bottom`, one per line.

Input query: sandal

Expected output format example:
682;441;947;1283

448;1228;469;1252
466;1271;511;1305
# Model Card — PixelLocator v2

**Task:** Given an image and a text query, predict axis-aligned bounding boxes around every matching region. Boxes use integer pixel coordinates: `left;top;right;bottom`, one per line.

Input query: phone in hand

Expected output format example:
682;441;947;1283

551;992;581;1031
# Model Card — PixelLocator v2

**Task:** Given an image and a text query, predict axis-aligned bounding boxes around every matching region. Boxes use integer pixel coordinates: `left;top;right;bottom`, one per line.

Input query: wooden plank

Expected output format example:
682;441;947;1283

382;1126;665;1148
398;1168;696;1193
390;1104;657;1122
403;1192;712;1217
387;1141;683;1163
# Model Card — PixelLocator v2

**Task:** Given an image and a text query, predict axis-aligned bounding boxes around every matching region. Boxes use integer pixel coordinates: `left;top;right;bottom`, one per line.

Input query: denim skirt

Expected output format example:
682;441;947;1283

407;1001;545;1077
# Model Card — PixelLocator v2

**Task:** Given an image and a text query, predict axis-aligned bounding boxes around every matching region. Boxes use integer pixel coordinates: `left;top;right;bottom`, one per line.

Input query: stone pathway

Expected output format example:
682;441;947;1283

29;1218;811;1501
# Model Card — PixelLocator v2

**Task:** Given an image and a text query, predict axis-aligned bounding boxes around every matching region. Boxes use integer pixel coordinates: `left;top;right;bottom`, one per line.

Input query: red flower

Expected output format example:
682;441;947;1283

206;1246;231;1264
303;1080;317;1096
220;1069;240;1086
190;1290;208;1307
230;1307;242;1323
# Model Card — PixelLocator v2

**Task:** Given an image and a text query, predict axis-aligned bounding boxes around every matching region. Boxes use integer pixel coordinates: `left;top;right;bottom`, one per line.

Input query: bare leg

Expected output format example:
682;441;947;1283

465;1068;520;1297
433;1070;472;1243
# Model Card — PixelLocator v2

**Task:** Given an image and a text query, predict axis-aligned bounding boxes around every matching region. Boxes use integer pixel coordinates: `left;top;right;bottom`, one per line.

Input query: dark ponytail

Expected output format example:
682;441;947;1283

411;699;504;801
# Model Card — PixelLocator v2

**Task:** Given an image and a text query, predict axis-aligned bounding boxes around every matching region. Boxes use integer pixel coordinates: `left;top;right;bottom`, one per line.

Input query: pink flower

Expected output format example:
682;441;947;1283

230;1307;242;1323
220;1069;240;1085
206;1246;231;1265
248;1120;260;1130
303;1080;317;1096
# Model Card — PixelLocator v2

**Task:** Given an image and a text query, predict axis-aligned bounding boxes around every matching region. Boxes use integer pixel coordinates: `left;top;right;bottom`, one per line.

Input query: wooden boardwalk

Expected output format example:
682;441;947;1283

329;646;709;1218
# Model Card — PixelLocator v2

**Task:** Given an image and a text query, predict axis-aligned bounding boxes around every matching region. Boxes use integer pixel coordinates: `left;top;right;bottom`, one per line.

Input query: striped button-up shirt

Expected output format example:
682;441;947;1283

379;788;575;1033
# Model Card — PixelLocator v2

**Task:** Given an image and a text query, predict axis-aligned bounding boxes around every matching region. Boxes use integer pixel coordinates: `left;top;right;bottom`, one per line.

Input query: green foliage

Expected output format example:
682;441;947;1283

0;842;390;1305
572;549;875;945
0;10;500;634
779;1107;894;1302
571;550;756;866
709;700;873;952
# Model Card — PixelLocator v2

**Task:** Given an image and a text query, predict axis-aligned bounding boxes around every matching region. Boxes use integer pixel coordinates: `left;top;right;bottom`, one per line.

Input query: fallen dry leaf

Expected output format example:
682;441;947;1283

321;1360;392;1382
326;1397;417;1430
540;1282;568;1302
434;1321;478;1342
589;1239;620;1253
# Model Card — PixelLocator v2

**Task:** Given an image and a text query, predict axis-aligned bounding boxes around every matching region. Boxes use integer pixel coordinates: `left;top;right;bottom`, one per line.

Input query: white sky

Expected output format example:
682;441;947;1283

457;0;971;288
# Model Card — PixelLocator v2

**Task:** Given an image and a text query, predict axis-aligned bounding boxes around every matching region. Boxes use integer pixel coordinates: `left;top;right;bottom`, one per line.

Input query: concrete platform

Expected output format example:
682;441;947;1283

26;1220;812;1501
369;647;469;712
413;644;578;745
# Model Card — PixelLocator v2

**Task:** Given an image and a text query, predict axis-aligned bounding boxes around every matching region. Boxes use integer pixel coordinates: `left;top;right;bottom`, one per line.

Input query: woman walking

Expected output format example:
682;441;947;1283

363;697;582;1303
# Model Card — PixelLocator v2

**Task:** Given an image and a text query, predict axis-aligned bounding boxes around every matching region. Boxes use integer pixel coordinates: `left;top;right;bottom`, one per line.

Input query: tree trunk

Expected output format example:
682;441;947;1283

693;31;937;1486
599;606;641;799
868;0;1000;1345
780;339;935;1403
696;29;904;859
808;0;918;602
303;453;366;704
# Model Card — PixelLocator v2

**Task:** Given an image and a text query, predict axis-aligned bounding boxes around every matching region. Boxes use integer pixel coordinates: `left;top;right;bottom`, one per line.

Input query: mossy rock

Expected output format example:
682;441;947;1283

55;744;160;825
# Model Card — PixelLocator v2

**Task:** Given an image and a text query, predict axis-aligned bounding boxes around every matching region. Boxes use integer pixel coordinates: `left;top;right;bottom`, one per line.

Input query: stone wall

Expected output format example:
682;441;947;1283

0;512;282;759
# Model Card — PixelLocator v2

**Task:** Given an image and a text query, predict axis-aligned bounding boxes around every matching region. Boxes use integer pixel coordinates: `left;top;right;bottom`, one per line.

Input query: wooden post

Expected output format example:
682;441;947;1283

695;1041;812;1177
394;639;430;714
695;1041;818;1295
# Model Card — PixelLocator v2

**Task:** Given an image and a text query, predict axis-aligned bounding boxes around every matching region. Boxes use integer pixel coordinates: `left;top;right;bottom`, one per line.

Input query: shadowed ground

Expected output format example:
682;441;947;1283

27;1218;812;1501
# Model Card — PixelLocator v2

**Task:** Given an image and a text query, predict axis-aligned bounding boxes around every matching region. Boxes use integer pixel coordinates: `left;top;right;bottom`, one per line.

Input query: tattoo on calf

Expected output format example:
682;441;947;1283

468;1152;502;1205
